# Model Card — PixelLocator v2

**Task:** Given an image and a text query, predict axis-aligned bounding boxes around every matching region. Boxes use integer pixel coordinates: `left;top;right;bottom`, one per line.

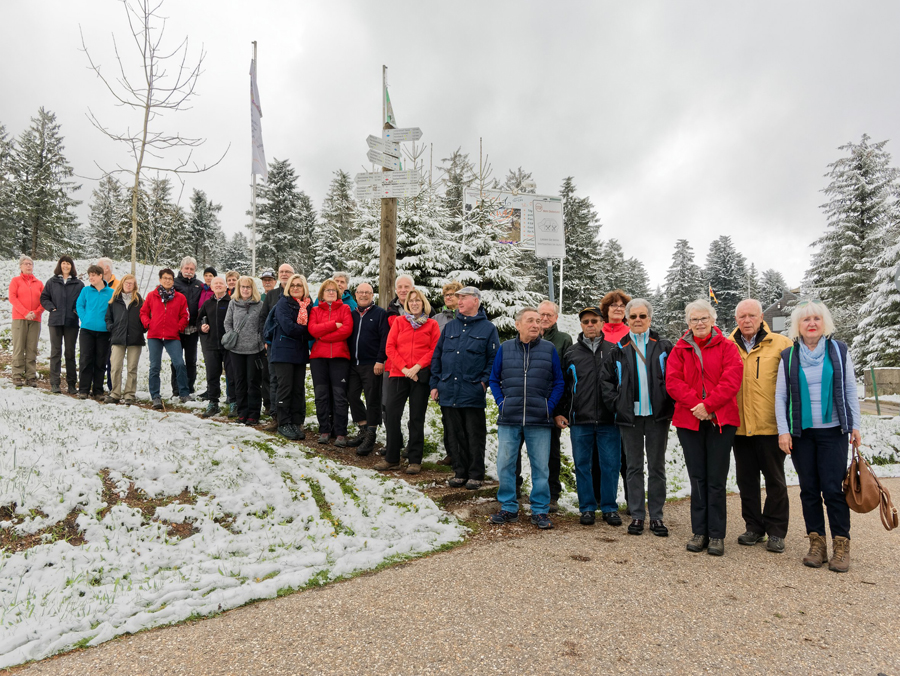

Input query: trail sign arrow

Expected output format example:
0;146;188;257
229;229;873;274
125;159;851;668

382;127;423;143
366;135;400;158
379;184;421;199
366;149;401;170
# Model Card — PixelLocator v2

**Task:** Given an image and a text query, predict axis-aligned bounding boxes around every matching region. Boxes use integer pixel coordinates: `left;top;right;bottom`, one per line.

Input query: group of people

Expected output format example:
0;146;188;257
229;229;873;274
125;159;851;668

8;254;862;571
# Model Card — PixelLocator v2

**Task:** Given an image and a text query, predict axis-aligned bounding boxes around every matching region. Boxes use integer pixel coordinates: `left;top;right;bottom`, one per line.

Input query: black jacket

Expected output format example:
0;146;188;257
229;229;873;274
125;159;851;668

600;330;674;426
198;294;231;350
174;273;204;326
261;284;286;336
349;304;389;365
105;294;146;347
557;334;615;425
40;275;84;328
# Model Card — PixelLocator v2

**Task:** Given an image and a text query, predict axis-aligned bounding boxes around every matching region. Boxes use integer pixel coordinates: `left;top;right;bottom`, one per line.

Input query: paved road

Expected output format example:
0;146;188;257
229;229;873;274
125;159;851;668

860;398;900;416
19;480;900;676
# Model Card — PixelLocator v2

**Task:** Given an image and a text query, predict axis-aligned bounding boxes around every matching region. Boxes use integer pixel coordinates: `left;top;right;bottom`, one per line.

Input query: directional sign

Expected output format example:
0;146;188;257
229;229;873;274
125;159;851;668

379;183;420;199
367;148;401;170
366;135;400;158
382;127;423;143
356;169;419;187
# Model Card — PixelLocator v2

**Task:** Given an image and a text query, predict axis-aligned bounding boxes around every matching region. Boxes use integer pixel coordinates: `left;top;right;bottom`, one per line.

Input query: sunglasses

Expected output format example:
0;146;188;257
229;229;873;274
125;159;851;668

629;313;648;320
581;318;600;325
795;298;822;308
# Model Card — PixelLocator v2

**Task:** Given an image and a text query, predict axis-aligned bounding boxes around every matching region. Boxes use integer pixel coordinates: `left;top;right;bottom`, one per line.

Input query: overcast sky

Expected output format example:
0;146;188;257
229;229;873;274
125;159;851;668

3;1;899;289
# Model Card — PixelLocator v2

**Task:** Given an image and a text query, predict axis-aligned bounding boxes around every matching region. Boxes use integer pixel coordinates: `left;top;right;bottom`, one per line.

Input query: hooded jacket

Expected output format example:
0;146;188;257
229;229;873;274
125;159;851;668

385;315;440;378
41;275;84;327
9;274;44;321
430;309;500;408
729;321;793;436
600;330;674;426
141;288;190;340
308;299;353;360
76;283;114;332
269;295;311;364
105;293;146;346
666;326;743;431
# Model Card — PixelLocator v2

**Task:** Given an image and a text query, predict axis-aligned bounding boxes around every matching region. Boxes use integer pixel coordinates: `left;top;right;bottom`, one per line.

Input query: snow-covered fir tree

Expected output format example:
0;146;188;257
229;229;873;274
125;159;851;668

312;170;356;279
85;174;129;259
295;192;317;278
559;177;601;313
12;108;81;258
854;227;900;368
759;268;788;308
0;123;16;257
593;239;649;300
805;134;900;344
134;176;186;267
220;231;252;275
256;158;304;270
440;148;475;222
501;167;535;193
185;188;223;267
344;198;381;293
620;256;651;299
744;263;761;303
704;235;747;332
661;239;703;340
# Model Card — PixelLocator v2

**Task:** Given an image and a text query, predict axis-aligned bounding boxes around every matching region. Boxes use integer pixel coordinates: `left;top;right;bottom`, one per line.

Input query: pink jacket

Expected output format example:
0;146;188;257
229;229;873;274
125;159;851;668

9;274;44;321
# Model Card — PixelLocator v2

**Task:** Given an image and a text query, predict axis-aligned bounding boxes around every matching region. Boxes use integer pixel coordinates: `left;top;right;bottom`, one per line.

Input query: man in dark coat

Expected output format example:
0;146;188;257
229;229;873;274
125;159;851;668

198;277;232;418
260;265;293;428
172;256;204;396
347;282;389;456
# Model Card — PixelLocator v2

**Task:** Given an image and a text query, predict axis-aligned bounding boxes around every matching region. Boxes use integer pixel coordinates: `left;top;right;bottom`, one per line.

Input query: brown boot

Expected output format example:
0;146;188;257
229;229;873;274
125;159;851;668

828;536;850;573
802;532;828;568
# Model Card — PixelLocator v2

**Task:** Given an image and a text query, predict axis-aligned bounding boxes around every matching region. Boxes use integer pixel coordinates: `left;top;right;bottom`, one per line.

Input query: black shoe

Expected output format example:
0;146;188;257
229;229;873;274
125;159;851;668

448;477;467;488
649;519;669;537
766;536;785;553
152;398;163;409
628;519;645;535
196;390;209;401
51;384;61;394
465;479;483;490
686;534;710;552
490;510;519;525
737;530;767;546
201;403;220;418
548;499;559;514
77;392;89;400
530;513;554;530
346;426;367;447
356;429;376;456
294;425;306;440
279;424;300;440
708;538;725;556
579;511;596;526
602;511;622;526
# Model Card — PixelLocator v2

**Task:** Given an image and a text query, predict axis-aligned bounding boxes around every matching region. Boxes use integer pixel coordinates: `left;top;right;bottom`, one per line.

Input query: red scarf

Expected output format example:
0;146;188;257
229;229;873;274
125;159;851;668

296;297;311;325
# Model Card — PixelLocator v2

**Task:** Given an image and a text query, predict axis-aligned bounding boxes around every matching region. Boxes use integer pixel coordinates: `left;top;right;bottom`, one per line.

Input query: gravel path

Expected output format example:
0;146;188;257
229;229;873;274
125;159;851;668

17;480;900;676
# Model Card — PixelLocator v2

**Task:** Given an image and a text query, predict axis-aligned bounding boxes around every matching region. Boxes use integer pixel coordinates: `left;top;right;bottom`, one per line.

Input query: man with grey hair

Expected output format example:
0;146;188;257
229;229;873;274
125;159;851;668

728;298;793;553
197;276;232;418
333;272;358;311
261;264;295;427
97;258;119;290
347;282;388;455
172;256;204;396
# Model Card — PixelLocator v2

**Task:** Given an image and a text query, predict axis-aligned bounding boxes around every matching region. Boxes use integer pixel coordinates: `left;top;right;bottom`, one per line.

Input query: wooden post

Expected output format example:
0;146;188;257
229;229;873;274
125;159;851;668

378;121;397;309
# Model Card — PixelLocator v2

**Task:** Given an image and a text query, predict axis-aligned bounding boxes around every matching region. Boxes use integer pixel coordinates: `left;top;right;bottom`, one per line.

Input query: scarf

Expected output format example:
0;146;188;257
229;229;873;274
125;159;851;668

798;339;833;428
157;285;175;303
404;312;428;329
296;297;311;325
122;292;134;308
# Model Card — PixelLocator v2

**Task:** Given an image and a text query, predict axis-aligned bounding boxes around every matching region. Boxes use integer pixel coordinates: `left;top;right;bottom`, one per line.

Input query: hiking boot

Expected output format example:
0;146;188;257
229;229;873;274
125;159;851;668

51;384;61;394
439;455;453;466
828;536;850;573
767;536;785;553
649;519;669;537
151;397;163;409
448;477;467;488
580;511;596;526
317;433;330;445
196;390;208;401
602;511;622;526
244;417;259;426
180;394;194;404
263;418;279;432
12;376;24;387
356;429;377;456
279;424;300;440
334;436;348;448
548;499;559;514
104;395;119;404
27;380;38;388
465;479;483;490
77;392;89;400
707;538;725;556
405;463;421;475
294;425;306;440
201;403;220;418
531;513;554;530
802;532;828;568
373;459;400;471
225;404;239;419
686;534;710;552
737;530;767;546
628;519;645;535
346;426;367;447
490;510;519;525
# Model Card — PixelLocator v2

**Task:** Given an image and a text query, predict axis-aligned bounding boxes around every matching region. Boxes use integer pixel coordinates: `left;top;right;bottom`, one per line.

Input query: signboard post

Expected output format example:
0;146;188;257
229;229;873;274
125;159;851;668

532;198;565;306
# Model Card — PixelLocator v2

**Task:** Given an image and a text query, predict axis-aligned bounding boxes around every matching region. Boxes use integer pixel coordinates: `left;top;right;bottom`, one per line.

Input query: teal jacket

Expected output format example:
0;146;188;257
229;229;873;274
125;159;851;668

76;284;114;332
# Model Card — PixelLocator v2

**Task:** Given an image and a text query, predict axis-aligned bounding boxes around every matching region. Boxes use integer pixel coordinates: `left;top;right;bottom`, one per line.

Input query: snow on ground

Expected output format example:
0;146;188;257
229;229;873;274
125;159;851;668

0;383;464;668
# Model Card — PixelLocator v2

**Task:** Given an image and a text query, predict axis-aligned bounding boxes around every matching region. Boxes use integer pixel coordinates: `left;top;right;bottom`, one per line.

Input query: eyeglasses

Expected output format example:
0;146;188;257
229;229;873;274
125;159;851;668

357;291;373;296
581;318;600;325
289;283;304;289
629;313;648;320
689;316;711;325
539;313;555;318
609;303;626;309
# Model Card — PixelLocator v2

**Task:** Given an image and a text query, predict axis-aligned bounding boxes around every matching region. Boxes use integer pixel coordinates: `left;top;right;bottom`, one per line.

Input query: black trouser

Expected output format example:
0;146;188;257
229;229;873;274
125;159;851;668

261;348;273;413
733;434;790;538
171;331;199;394
202;346;229;403
348;363;382;427
678;422;736;539
443;406;487;481
383;372;412;443
78;329;111;396
384;370;430;464
231;351;264;419
48;325;78;390
791;426;851;539
310;358;350;436
273;361;307;427
517;426;562;499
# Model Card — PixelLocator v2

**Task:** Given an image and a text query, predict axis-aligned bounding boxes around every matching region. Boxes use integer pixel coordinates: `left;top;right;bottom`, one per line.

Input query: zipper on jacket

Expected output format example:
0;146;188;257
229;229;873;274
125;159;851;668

756;356;760;379
353;308;362;365
522;341;528;426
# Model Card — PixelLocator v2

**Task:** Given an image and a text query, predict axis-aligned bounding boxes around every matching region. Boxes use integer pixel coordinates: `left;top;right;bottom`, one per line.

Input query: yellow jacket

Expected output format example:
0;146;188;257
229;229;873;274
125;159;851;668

729;322;793;436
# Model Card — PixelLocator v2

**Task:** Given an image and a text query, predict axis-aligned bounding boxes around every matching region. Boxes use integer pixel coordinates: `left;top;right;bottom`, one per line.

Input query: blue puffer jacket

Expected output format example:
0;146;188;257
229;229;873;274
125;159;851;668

430;309;500;408
269;296;310;364
489;336;564;426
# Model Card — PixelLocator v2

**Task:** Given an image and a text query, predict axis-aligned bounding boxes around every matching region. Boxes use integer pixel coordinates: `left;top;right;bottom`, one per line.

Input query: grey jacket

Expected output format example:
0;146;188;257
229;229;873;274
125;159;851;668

224;299;266;354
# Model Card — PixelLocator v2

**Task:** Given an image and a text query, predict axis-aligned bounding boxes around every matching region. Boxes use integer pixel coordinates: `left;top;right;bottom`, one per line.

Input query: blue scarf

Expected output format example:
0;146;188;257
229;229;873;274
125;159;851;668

157;285;175;303
798;339;833;429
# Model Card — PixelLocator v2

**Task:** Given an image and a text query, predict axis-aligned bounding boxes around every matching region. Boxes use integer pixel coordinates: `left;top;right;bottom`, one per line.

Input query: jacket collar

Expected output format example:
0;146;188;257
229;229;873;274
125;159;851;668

678;325;725;349
729;321;773;354
458;308;487;324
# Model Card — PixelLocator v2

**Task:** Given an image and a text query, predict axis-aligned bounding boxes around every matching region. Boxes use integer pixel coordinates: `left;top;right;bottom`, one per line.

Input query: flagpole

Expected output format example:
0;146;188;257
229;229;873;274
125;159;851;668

251;41;258;277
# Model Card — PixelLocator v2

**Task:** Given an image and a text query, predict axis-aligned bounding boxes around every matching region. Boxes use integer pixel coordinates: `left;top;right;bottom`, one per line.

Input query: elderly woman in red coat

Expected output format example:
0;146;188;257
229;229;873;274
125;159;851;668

666;299;743;557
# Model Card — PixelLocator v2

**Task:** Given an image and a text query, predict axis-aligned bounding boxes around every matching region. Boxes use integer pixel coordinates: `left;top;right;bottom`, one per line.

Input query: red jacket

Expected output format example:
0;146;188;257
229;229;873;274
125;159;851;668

308;300;353;359
385;316;439;378
665;326;743;431
140;289;189;340
9;274;44;321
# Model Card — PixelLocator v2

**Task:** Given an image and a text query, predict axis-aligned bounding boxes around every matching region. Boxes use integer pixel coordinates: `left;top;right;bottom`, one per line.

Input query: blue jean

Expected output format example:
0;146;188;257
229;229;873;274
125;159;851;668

148;338;189;399
497;425;551;514
571;423;621;513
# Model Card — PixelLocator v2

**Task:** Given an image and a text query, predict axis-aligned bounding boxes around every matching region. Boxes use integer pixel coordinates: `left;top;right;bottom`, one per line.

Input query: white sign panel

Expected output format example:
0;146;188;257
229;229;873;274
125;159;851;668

356;183;421;200
382;127;423;143
463;189;562;249
356;170;420;188
532;199;565;259
366;148;401;170
366;135;400;157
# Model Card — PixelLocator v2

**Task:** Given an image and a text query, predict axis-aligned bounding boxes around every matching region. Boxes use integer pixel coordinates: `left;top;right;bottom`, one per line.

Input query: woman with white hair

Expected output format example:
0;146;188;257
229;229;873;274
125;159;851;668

8;255;44;387
775;300;860;573
666;299;743;556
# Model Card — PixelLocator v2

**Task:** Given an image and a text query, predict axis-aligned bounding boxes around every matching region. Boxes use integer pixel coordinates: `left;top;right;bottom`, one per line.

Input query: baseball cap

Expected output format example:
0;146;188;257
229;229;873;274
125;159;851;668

578;306;603;319
455;286;481;300
259;268;276;280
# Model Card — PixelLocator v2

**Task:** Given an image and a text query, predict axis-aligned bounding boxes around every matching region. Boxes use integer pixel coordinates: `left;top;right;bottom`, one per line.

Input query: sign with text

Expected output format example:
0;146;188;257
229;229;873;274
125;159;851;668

463;189;562;249
366;135;400;157
532;198;565;259
366;148;401;170
382;127;422;143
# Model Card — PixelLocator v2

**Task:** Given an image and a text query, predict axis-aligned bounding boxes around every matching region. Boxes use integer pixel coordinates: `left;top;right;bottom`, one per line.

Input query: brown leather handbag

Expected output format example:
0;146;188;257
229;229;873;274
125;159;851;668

843;444;898;531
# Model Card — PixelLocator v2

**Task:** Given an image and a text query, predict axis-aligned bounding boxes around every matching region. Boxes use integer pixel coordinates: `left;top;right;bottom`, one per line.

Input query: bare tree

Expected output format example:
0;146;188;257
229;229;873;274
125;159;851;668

81;0;228;273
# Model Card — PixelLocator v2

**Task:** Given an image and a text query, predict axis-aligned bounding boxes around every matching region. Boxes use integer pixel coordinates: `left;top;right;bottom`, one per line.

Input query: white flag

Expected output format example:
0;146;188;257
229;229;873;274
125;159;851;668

250;59;267;180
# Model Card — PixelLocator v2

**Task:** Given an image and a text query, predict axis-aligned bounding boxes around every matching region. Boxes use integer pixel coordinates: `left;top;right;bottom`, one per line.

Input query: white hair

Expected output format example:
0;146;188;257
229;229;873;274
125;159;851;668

180;256;197;270
97;257;113;269
538;300;559;315
18;255;33;267
395;274;414;289
515;306;539;322
625;298;652;318
684;299;717;325
788;300;836;340
210;276;226;287
333;271;350;283
735;298;764;317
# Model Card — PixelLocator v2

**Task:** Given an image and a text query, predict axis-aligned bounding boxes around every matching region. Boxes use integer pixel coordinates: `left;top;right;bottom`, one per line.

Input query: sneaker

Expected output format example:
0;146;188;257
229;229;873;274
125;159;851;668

317;434;330;444
737;530;767;546
707;538;725;556
373;459;400;471
448;477;467;488
686;534;710;552
201;403;220;418
405;463;421;475
530;513;554;530
278;424;300;440
77;392;89;400
649;519;669;537
180;394;194;404
628;519;645;535
237;417;247;424
548;499;559;514
151;398;163;409
767;536;785;553
602;511;622;526
196;390;209;401
579;511;596;526
490;510;519;525
334;436;348;448
465;479;483;490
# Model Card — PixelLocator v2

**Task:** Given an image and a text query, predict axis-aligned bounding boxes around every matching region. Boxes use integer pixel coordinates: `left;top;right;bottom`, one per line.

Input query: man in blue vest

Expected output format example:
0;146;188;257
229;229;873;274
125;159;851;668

488;307;565;529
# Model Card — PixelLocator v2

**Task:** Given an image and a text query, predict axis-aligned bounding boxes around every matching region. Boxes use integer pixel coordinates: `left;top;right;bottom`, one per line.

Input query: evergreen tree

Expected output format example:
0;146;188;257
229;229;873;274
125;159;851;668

440;148;475;221
312;169;357;279
806;134;900;343
295;192;318;278
744;263;761;303
0;123;16;257
185;188;223;267
620;256;651;299
135;176;185;266
12;108;81;258
759;268;788;308
854;228;900;368
220;231;252;275
85;174;130;259
256;158;304;270
559;177;602;313
704;235;747;332
661;239;703;340
501;167;535;193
